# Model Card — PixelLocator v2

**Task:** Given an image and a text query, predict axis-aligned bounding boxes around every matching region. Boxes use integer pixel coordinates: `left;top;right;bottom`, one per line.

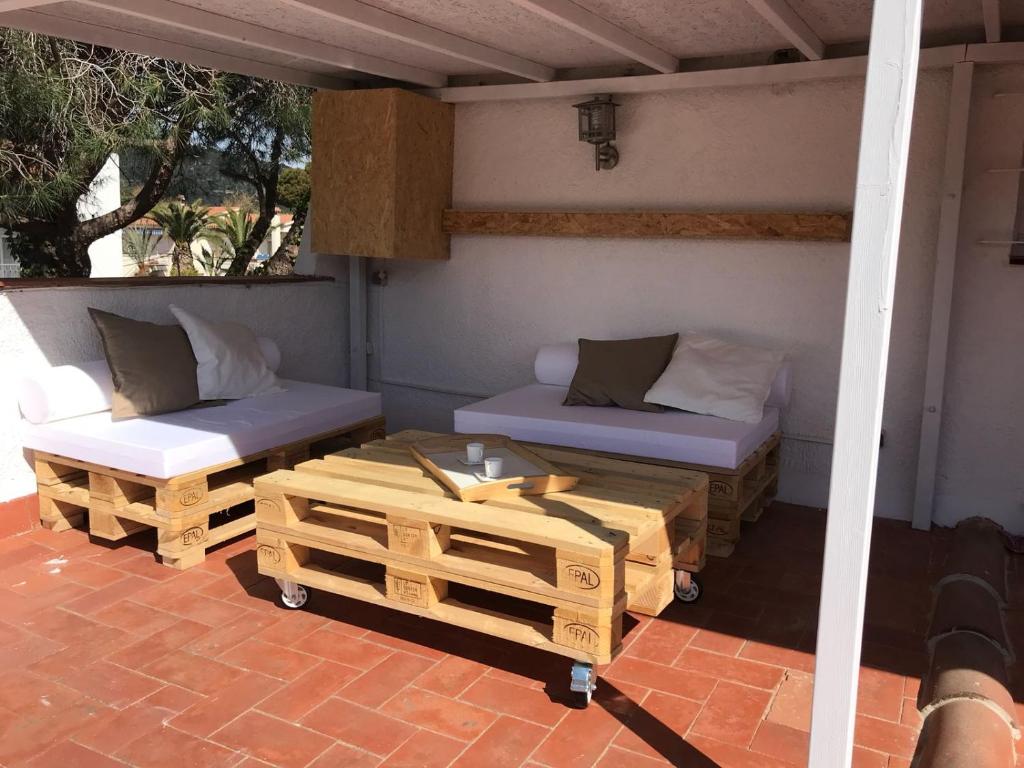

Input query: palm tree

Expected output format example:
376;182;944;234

122;227;160;276
149;199;210;276
207;208;257;269
194;243;232;277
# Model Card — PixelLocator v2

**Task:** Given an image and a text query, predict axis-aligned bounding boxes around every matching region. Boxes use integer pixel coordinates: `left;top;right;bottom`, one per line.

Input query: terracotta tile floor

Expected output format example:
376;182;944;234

0;502;953;768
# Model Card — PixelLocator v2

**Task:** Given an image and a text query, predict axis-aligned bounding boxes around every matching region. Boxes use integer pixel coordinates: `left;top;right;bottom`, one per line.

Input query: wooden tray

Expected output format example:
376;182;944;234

410;434;578;502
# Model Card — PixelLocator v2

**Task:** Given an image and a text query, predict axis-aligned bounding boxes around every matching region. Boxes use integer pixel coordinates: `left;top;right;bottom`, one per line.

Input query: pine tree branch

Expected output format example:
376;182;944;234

75;118;195;242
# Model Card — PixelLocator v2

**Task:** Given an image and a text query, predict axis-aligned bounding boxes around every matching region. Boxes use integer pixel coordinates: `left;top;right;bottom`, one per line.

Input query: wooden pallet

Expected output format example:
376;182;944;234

35;415;386;569
527;432;780;559
254;466;629;665
286;430;707;618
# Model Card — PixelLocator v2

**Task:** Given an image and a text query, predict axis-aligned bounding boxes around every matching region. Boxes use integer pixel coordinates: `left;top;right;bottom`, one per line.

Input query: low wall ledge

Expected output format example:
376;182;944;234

0;276;334;291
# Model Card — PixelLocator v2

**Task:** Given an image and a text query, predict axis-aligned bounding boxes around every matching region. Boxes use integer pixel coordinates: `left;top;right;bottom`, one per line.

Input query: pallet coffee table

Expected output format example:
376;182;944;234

253;430;708;707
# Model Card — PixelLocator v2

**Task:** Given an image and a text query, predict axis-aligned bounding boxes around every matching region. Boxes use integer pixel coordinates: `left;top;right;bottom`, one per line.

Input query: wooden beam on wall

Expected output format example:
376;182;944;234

281;0;554;82
808;0;923;766
77;0;446;87
508;0;679;74
983;0;1002;44
442;210;852;241
912;61;975;530
744;0;825;60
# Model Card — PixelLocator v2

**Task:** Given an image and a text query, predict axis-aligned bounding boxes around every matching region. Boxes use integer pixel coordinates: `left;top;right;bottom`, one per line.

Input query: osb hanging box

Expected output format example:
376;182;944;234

311;88;454;261
411;434;579;503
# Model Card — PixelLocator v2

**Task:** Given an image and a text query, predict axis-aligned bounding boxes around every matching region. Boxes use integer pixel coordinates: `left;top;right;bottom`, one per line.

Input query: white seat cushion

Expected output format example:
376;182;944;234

454;384;779;470
21;380;382;479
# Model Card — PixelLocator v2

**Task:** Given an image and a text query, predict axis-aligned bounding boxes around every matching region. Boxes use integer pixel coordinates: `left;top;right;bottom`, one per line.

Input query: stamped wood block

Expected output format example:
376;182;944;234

255;533;309;577
349;420;388;445
157;522;210;570
155;482;210;518
386;515;450;558
385;567;448;608
552;603;623;660
555;549;624;606
708;516;741;543
253;489;310;528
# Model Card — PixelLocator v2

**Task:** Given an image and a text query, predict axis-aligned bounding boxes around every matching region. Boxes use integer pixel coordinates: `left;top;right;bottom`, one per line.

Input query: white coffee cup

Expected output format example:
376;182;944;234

484;456;503;479
466;442;485;464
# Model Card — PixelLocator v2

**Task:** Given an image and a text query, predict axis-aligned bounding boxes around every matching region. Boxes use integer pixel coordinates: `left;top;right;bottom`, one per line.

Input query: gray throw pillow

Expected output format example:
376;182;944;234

563;334;679;413
89;308;200;420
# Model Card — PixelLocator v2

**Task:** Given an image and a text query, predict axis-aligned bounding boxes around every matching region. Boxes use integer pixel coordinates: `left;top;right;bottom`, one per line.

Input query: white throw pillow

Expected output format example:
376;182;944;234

170;305;280;400
644;334;785;423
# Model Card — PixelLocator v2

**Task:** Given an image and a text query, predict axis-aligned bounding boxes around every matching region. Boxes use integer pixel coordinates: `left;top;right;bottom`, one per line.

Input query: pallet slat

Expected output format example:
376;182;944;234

255;470;628;559
274;561;598;663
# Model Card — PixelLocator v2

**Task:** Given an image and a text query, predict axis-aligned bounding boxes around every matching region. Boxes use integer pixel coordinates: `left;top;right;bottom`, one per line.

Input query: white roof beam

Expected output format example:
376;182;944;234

0;0;60;11
425;45;962;103
508;0;678;74
744;0;825;60
912;61;975;530
983;0;1002;43
3;9;352;89
76;0;447;87
281;0;554;82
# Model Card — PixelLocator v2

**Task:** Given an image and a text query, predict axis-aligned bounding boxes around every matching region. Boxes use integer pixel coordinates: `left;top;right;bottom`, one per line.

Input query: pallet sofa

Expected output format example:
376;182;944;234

18;341;384;569
455;343;787;558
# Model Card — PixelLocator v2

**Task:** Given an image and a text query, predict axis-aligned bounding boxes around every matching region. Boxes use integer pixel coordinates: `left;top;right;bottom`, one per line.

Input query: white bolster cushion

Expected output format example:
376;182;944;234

18;336;282;424
534;341;791;409
534;343;579;387
257;337;282;373
17;360;115;425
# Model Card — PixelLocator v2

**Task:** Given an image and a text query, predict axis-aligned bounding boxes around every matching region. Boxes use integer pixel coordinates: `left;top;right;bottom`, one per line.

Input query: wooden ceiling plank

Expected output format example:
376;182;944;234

76;0;447;87
282;0;554;82
743;0;825;60
982;0;1002;44
508;0;678;74
2;8;353;89
0;0;60;11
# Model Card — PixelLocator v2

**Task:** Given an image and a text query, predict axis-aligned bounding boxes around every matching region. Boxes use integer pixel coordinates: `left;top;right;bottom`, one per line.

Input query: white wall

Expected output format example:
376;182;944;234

366;70;956;522
79;155;124;278
0;281;348;502
934;65;1024;530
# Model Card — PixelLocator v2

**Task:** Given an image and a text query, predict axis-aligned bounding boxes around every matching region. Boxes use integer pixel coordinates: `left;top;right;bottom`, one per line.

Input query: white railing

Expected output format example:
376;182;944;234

0;262;20;278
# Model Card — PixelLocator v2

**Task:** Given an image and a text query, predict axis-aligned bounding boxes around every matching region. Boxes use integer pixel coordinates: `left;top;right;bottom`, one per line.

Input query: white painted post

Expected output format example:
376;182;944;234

912;62;975;530
808;1;923;766
349;256;368;390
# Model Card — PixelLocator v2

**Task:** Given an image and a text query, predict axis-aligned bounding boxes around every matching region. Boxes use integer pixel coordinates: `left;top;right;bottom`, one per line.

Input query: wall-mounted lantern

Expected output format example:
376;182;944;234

573;94;619;171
